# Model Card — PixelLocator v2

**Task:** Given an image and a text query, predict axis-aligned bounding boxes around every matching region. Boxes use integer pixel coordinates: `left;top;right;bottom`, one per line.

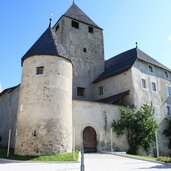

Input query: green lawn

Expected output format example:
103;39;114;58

0;147;79;161
127;154;171;163
127;154;157;161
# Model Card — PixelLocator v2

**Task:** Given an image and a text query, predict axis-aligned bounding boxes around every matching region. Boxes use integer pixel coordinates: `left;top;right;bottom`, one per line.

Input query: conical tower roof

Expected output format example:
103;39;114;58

21;25;70;65
64;3;101;29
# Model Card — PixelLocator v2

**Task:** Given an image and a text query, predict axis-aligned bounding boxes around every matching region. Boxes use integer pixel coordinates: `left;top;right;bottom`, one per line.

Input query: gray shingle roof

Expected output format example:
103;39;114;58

96;90;130;104
0;85;19;96
94;48;170;83
64;3;101;29
21;26;70;65
137;49;170;70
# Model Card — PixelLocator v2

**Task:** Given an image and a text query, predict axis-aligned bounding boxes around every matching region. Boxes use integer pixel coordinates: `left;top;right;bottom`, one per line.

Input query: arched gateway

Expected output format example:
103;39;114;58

83;126;97;152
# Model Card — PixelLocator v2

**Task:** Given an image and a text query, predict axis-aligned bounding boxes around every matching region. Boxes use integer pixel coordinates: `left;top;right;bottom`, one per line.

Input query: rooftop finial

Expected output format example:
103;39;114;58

49;18;52;28
135;42;138;49
73;0;75;4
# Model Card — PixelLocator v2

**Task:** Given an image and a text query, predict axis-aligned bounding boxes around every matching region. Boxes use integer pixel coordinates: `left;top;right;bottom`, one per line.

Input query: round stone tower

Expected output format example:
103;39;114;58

15;25;73;156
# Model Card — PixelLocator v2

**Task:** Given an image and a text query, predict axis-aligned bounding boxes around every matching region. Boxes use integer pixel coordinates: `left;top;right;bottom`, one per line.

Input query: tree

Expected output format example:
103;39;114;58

163;117;171;150
112;104;158;154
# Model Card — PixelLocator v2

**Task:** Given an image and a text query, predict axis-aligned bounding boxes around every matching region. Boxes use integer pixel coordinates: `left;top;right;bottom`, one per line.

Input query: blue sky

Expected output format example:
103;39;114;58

0;0;171;89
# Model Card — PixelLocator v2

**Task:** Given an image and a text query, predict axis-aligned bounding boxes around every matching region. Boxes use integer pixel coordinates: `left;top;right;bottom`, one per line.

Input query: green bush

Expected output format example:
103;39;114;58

112;104;158;154
157;156;171;163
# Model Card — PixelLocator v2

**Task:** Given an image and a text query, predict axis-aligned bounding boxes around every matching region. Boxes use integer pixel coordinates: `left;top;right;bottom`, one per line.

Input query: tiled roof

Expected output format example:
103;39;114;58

94;48;170;83
64;3;101;29
21;26;70;65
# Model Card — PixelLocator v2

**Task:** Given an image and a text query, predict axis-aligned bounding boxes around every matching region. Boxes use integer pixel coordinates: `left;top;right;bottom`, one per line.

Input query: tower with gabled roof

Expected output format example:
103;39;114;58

53;2;105;100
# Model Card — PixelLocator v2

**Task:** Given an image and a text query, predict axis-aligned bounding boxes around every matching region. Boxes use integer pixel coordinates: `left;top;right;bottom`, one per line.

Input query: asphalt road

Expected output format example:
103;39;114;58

0;153;171;171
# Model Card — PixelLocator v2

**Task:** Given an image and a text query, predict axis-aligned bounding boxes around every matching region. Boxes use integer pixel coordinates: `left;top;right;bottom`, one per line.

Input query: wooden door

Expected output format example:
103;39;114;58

83;126;97;152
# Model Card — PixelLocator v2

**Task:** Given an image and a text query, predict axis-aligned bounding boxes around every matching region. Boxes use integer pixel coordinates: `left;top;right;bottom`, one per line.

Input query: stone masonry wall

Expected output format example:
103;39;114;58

15;55;72;156
131;59;171;155
0;86;19;148
93;70;134;106
73;100;129;152
54;16;105;100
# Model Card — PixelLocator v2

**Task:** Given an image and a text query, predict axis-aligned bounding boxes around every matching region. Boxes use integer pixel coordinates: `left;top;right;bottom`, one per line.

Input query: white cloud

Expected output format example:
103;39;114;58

168;35;171;41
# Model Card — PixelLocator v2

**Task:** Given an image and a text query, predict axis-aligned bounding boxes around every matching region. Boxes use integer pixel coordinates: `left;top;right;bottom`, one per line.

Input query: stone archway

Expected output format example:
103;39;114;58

83;126;97;152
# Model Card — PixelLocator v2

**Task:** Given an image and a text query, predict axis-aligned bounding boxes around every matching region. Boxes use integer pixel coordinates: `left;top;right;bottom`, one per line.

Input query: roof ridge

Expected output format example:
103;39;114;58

64;3;100;28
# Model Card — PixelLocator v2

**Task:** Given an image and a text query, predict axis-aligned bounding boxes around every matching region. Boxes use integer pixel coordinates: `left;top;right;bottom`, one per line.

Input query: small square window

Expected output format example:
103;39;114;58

72;20;79;29
167;86;171;96
141;79;147;89
77;87;85;96
36;66;44;75
88;26;94;33
99;86;103;95
83;48;87;53
166;105;171;116
164;71;169;79
152;82;157;92
149;66;154;73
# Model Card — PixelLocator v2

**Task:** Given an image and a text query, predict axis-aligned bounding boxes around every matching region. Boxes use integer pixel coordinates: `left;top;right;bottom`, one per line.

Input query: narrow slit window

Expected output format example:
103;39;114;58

99;86;103;95
166;105;171;116
83;48;87;53
55;24;59;32
33;130;37;137
36;66;44;75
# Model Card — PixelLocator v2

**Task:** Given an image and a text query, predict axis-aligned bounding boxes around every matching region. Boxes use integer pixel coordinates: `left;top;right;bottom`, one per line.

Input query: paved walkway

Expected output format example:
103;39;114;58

0;153;171;171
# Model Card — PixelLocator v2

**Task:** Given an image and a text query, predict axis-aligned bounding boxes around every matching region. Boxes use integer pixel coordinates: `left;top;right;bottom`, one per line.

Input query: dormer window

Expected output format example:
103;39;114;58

88;26;94;33
72;20;79;29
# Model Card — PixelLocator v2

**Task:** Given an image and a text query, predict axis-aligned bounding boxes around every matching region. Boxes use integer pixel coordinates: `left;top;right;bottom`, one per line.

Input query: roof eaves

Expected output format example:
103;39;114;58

93;67;131;83
137;49;171;72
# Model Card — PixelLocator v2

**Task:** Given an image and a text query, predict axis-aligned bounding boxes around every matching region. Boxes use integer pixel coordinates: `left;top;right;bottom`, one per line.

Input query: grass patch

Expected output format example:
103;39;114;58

127;154;157;161
0;147;79;161
157;156;171;163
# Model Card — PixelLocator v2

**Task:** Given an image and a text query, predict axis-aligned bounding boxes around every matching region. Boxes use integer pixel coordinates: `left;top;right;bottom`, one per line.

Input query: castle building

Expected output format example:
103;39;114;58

0;3;171;155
